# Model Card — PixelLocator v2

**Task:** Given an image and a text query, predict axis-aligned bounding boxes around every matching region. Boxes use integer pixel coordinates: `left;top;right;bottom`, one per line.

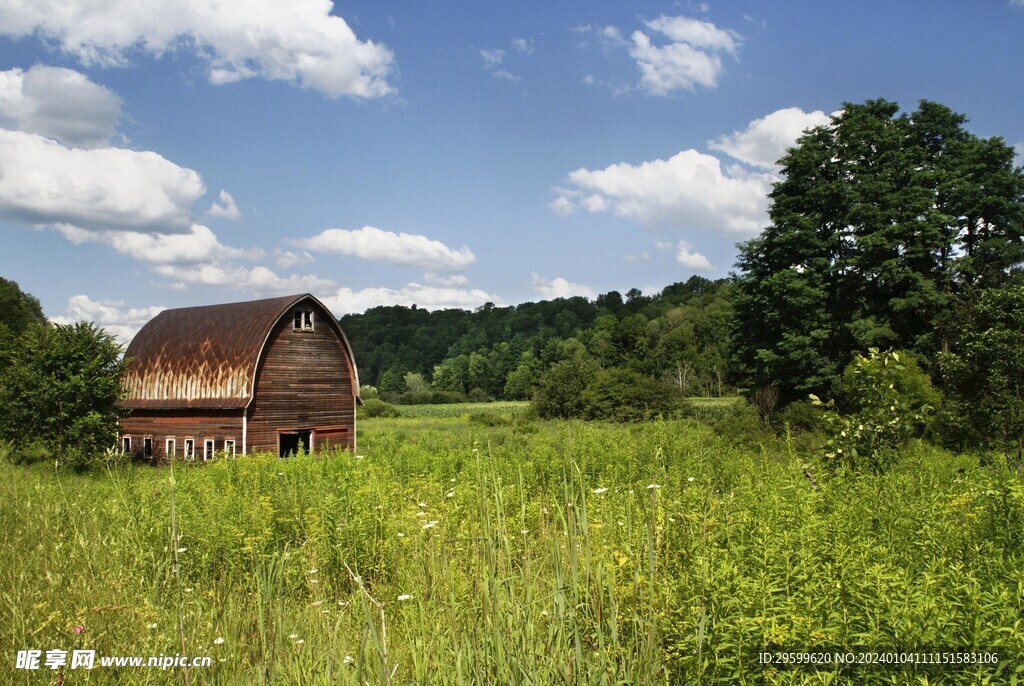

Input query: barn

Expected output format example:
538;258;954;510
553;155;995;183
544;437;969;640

117;293;360;460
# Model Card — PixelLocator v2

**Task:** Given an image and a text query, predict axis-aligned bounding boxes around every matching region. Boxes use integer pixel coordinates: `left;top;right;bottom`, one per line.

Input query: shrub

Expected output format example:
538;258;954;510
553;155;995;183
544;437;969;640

359;398;400;418
467;411;510;427
580;368;683;422
811;349;934;473
532;355;600;419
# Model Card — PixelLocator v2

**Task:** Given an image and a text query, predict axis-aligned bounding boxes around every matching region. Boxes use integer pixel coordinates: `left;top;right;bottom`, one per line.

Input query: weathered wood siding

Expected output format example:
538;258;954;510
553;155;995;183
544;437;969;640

246;301;356;453
119;410;242;460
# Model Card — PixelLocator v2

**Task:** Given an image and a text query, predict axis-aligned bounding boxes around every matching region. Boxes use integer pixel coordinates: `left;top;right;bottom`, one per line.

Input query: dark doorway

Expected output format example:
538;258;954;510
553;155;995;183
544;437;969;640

279;430;312;458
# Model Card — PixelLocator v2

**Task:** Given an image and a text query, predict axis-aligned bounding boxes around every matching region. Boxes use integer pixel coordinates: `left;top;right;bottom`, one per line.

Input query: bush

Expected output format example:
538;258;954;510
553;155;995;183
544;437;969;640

467;411;510;427
811;349;934;473
580;368;683;422
532;355;600;419
359;398;400;418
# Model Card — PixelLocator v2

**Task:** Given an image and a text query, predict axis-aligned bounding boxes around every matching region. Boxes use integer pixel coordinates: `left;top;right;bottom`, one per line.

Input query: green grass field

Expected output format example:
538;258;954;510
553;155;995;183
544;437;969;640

1;413;1022;684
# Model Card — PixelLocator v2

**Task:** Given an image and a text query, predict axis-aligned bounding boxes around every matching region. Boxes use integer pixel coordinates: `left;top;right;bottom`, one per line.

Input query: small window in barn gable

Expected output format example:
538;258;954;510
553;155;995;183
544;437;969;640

184;439;195;461
203;439;215;462
143;437;153;458
293;308;314;331
121;436;131;454
166;438;176;458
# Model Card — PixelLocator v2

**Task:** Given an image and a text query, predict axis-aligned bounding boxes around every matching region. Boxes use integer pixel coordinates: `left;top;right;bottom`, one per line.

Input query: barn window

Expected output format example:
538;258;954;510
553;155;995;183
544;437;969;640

293;308;314;331
121;436;131;454
166;438;176;458
143;437;153;458
224;439;236;457
184;439;195;461
203;439;215;461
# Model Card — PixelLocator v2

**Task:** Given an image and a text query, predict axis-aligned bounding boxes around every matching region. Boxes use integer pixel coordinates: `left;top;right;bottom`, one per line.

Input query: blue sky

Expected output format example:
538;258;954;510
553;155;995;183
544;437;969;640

1;0;1022;341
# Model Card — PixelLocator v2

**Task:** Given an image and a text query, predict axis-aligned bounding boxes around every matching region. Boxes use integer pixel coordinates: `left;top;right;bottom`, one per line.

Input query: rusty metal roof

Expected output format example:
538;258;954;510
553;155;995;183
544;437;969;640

119;294;355;410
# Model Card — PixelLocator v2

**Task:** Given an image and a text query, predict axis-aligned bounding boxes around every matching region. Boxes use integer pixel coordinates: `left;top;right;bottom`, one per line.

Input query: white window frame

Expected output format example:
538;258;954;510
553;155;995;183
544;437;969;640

166;438;176;458
203;439;215;462
121;436;131;454
293;308;314;331
224;439;236;458
143;436;153;458
184;438;195;461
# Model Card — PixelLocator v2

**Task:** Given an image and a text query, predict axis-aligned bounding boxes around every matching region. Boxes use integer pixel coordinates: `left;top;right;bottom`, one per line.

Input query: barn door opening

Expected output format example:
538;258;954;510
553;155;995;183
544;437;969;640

279;430;312;458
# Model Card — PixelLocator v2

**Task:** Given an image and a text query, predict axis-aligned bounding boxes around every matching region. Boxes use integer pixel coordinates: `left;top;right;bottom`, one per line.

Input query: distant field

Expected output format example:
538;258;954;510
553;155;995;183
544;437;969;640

2;414;1021;684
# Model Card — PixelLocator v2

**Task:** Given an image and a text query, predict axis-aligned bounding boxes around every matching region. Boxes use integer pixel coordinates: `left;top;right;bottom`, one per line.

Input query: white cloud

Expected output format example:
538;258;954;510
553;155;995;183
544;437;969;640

708;107;831;169
1015;143;1023;168
0;0;395;99
511;38;534;54
674;241;713;270
53;223;261;264
624;252;650;263
274;249;315;269
424;272;469;287
552;107;832;236
322;283;500;315
293;226;476;272
0;129;204;232
557;148;773;235
480;49;505;68
530;273;595;299
493;70;520;82
207;190;240;220
655;241;673;251
50;294;165;343
629;15;740;95
0;65;121;147
152;262;334;295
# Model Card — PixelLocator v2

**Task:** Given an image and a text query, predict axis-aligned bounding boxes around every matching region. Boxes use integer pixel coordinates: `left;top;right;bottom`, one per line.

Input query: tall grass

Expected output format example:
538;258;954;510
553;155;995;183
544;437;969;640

1;419;1021;684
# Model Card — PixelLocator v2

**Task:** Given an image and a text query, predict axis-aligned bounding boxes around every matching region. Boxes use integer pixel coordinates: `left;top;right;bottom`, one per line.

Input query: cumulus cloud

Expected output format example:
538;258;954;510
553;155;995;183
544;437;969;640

551;107;831;236
274;249;315;269
479;49;505;68
293;226;476;272
530;273;595;299
557;149;772;235
424;272;470;287
152;262;334;294
321;282;500;315
207;190;240;220
674;241;713;270
0;0;395;99
54;223;261;264
0;65;121;147
708;107;831;169
0;129;204;232
629;15;740;94
511;38;534;54
50;294;165;343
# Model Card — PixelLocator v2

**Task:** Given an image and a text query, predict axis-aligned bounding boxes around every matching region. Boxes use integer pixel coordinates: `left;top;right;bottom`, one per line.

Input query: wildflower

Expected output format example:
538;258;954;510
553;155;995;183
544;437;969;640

397;532;405;537
446;491;455;498
416;511;427;517
592;487;608;494
73;625;84;635
184;587;193;593
321;609;330;614
311;600;324;607
397;594;413;601
213;637;224;645
541;610;549;617
176;547;187;553
423;520;439;530
355;455;365;460
343;655;355;665
520;529;529;534
296;639;305;645
147;623;158;630
308;568;318;574
418;502;428;508
687;477;695;482
277;472;284;476
647;484;660;490
289;633;298;639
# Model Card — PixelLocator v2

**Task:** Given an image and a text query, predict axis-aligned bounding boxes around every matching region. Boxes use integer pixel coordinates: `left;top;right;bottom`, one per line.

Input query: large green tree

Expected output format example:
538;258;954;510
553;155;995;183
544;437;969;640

733;99;1024;401
0;321;126;464
0;277;47;367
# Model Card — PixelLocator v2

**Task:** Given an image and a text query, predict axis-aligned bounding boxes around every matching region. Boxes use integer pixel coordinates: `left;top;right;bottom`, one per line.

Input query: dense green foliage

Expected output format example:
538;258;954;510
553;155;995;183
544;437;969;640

0;321;126;468
938;285;1024;458
733;99;1024;402
2;417;1021;684
0;276;46;369
342;276;734;404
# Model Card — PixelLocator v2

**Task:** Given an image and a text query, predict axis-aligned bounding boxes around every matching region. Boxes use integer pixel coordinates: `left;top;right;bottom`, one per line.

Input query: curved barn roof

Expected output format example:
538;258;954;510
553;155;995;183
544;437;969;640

119;294;358;410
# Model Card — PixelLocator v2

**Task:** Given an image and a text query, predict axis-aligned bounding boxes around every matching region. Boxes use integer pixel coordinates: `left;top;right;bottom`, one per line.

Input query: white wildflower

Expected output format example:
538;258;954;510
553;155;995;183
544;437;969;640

647;484;660;490
397;594;413;601
355;455;365;460
397;532;406;537
343;655;355;665
147;622;158;629
592;487;608;494
446;491;455;498
308;568;318;574
520;529;529;534
289;633;298;639
423;520;439;530
213;637;224;645
176;547;187;553
418;502;428;508
687;477;695;482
